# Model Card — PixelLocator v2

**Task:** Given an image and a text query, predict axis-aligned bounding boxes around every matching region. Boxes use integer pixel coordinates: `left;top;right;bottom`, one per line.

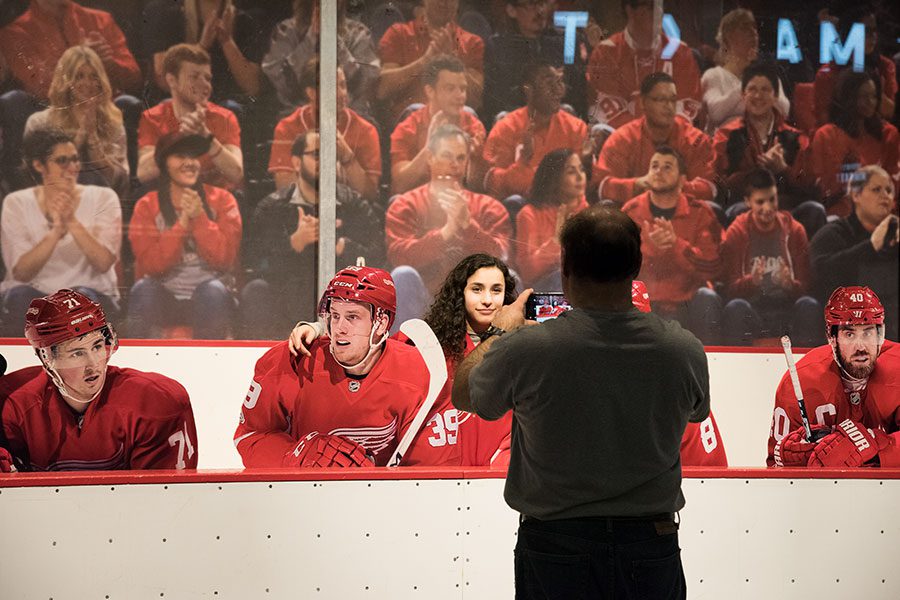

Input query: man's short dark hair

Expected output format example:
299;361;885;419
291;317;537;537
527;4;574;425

741;62;780;96
422;54;465;88
640;72;675;97
300;56;319;94
22;128;75;179
560;206;642;283
291;130;318;157
522;58;557;87
622;0;653;11
742;168;777;198
652;145;686;176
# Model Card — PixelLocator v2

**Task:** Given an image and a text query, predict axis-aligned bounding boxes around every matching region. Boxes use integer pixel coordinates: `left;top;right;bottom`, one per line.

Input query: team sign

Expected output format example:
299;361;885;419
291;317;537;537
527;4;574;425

554;11;871;72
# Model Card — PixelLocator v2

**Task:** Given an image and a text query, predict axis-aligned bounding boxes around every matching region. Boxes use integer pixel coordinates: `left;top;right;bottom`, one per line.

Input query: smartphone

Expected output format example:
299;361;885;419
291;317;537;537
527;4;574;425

525;292;573;323
886;214;899;246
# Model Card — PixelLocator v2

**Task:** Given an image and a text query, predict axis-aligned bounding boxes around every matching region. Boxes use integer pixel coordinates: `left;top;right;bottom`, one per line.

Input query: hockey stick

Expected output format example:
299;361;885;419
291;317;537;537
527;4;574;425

780;335;828;443
387;319;448;467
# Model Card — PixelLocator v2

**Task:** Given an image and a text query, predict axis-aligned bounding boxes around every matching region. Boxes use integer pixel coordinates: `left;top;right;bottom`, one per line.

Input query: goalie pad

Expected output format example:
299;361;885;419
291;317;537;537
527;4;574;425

284;433;374;468
808;419;887;468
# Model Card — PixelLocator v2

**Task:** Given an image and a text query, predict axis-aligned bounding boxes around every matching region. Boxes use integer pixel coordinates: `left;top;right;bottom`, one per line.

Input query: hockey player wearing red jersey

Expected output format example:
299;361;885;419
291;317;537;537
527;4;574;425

769;286;900;468
235;266;431;468
287;254;519;468
630;280;728;467
0;289;197;472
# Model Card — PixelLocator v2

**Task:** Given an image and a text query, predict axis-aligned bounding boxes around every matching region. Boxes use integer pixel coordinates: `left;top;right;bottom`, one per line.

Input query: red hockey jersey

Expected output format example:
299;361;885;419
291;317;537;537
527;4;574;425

0;366;197;471
681;412;728;467
767;340;900;466
235;340;433;467
586;30;702;128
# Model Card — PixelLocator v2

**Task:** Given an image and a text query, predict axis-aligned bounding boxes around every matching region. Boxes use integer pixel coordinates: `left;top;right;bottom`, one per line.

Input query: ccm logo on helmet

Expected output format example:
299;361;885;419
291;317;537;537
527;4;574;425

837;419;870;452
333;281;354;288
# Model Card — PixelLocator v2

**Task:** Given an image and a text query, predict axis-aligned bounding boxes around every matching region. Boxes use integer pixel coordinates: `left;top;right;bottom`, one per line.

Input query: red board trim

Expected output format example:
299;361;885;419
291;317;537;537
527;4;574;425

2;467;899;488
0;337;811;353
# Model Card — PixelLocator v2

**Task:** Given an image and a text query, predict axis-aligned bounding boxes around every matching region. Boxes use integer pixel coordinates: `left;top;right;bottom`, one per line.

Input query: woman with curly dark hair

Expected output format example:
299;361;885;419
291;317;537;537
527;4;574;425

424;253;518;366
288;253;518;467
423;253;519;467
515;148;588;288
810;70;899;216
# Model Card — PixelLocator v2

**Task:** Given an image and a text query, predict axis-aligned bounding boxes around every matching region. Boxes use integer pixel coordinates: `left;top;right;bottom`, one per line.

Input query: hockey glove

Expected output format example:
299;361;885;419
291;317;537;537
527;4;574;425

773;425;830;467
0;447;16;473
284;432;374;468
808;419;888;468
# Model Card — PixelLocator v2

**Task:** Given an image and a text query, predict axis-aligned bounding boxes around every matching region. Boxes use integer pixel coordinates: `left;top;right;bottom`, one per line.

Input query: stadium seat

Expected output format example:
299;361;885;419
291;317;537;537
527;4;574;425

791;83;816;135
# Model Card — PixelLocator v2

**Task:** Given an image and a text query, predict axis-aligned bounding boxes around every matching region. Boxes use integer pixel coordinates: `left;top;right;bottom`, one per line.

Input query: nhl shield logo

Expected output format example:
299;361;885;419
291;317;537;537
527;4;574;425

348;380;361;393
849;392;861;405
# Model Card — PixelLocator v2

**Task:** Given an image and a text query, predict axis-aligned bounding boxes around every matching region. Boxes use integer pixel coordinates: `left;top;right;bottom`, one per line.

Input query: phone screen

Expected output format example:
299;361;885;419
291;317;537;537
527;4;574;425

525;292;573;323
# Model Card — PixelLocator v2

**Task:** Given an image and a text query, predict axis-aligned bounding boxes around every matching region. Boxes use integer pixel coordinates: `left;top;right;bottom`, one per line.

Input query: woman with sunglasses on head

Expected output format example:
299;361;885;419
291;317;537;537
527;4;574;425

0;128;121;336
288;253;519;467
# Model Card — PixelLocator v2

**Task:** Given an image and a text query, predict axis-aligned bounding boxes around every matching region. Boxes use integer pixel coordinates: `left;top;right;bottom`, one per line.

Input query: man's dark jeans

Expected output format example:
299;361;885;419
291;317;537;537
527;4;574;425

515;514;686;600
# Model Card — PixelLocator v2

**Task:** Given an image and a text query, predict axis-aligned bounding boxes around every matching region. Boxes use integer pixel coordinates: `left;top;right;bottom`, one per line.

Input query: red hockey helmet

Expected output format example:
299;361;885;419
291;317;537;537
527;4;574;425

824;286;884;328
318;266;396;329
24;289;111;349
631;280;651;313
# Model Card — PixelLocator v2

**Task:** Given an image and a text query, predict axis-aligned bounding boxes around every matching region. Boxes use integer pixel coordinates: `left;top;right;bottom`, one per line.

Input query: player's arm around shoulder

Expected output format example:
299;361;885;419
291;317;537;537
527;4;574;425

114;368;198;470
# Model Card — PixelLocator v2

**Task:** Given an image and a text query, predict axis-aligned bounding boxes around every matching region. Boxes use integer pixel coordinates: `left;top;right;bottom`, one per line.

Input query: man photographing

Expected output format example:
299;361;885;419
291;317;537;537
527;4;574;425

452;205;709;599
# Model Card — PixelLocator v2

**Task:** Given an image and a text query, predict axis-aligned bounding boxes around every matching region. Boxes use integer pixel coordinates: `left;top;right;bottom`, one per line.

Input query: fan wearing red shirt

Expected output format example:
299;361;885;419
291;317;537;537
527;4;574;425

386;125;512;324
713;63;813;207
595;72;715;204
137;44;243;190
0;289;197;472
515;148;588;289
622;147;723;343
390;54;486;194
378;0;485;125
586;0;701;128
813;11;897;127
809;70;899;217
719;169;821;347
0;0;141;101
269;56;381;199
483;60;588;200
127;132;242;340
